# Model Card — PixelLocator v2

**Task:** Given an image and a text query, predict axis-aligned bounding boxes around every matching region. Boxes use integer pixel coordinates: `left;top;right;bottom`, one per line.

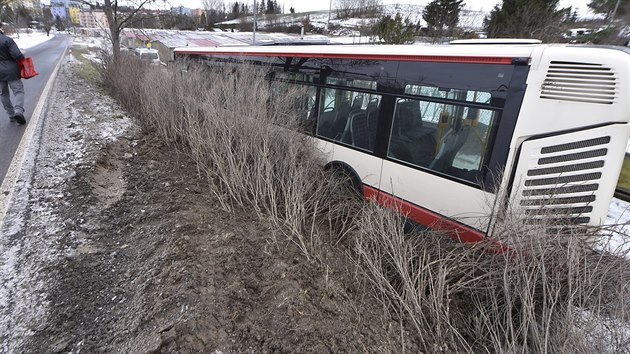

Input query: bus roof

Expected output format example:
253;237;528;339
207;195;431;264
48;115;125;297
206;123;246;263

174;43;538;64
449;39;543;45
174;43;630;66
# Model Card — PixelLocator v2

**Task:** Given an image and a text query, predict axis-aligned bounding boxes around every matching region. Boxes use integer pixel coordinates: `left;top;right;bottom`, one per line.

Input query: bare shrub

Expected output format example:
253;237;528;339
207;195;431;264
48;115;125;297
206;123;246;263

354;202;487;352
99;52;151;118
101;57;360;260
354;201;630;353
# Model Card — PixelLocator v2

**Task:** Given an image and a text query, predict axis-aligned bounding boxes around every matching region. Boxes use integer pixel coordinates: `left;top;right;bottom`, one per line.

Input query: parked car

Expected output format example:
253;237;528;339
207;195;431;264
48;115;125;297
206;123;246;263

331;29;361;37
133;48;160;65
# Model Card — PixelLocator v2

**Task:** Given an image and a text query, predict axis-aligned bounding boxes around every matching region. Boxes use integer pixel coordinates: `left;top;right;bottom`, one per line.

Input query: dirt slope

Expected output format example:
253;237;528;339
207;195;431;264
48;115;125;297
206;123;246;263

0;48;414;352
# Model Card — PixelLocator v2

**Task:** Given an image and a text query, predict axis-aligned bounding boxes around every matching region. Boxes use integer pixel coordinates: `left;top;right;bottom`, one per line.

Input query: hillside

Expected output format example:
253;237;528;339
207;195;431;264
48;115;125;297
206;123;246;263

218;3;487;32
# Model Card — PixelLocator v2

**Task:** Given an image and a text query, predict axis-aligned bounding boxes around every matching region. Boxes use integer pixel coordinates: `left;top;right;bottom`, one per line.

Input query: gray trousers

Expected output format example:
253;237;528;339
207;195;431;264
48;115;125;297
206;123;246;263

0;79;24;117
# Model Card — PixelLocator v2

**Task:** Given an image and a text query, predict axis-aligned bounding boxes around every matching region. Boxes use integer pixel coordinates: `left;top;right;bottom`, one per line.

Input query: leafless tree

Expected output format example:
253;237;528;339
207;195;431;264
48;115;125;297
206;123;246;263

335;0;357;18
336;0;381;18
203;0;226;26
0;0;16;19
78;0;163;63
202;0;224;10
357;0;382;16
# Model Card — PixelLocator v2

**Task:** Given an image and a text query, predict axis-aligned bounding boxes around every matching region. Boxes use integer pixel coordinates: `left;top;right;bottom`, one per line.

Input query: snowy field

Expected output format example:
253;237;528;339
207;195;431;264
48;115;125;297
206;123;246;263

11;30;55;52
604;197;630;254
219;4;487;31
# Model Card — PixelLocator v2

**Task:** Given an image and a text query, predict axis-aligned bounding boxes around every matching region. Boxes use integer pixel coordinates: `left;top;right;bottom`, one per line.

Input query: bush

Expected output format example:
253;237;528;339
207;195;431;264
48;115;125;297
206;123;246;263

100;55;359;259
355;202;630;353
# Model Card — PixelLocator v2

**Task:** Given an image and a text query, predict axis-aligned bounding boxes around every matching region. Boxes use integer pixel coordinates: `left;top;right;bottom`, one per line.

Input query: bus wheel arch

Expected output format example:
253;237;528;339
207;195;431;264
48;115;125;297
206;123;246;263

325;161;364;198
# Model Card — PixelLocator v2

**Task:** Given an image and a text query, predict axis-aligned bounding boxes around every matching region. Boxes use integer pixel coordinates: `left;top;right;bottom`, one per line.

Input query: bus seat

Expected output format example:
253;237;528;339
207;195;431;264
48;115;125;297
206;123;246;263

351;95;364;111
389;140;413;162
393;100;420;130
340;113;353;144
349;111;369;149
406;101;423;129
397;101;424;138
367;97;379;111
429;124;471;173
392;100;410;136
366;99;379;149
332;99;352;140
408;134;437;167
317;108;337;139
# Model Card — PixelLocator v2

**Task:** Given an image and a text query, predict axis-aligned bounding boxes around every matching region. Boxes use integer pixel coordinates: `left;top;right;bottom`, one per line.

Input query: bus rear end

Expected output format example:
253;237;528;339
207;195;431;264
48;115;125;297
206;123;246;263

503;46;630;227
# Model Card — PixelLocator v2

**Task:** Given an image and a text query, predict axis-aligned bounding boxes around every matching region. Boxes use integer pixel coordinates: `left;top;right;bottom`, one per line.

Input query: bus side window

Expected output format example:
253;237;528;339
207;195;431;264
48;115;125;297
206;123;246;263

316;87;380;152
293;85;317;132
387;98;497;184
270;79;317;132
389;98;437;167
317;88;339;139
447;108;497;180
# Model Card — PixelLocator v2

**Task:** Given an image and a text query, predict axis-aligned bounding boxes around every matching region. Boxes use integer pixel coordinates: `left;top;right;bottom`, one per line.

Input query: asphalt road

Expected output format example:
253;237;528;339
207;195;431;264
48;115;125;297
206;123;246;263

0;33;70;185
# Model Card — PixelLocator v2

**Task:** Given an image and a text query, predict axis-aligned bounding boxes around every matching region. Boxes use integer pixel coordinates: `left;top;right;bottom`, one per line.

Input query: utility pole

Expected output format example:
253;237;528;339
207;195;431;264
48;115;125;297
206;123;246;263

326;0;331;33
253;0;257;44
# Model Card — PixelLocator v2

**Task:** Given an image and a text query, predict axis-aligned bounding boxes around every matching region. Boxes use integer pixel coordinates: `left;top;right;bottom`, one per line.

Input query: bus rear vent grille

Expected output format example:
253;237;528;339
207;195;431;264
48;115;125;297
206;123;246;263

540;61;617;104
520;136;611;224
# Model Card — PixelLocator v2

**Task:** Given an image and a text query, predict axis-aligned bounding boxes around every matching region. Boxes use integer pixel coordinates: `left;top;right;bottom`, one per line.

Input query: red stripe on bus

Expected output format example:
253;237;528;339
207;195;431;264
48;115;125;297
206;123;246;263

363;185;487;243
363;185;486;242
176;50;515;64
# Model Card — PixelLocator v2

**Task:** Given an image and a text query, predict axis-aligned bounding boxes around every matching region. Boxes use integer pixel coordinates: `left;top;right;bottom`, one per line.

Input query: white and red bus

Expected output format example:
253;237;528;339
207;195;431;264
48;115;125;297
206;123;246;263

174;42;630;242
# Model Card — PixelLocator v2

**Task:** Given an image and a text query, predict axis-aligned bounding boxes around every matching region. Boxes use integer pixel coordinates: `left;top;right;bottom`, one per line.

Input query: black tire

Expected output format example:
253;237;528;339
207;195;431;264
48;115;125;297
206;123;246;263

326;162;363;200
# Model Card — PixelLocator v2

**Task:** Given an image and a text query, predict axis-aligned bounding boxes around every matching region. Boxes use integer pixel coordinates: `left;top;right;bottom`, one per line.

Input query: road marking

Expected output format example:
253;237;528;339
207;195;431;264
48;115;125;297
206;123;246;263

0;42;68;228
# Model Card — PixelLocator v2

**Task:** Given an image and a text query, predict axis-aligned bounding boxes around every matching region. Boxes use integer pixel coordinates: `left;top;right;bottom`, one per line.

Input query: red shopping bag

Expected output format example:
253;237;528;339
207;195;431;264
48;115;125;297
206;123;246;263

18;57;38;79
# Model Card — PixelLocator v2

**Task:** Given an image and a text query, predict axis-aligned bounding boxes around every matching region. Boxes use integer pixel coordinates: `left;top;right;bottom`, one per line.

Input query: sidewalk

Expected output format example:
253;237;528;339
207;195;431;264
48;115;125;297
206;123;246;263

0;50;137;352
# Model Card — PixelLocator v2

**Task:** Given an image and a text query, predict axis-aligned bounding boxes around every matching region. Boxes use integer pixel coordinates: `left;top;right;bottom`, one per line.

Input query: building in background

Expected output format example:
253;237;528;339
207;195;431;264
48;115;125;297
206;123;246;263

171;6;192;17
50;1;67;20
192;8;205;19
68;4;80;24
79;10;108;28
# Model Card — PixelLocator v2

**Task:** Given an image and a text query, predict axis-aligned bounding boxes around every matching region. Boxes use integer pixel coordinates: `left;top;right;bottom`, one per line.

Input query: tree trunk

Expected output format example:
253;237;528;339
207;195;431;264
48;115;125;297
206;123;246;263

111;29;120;62
103;0;120;63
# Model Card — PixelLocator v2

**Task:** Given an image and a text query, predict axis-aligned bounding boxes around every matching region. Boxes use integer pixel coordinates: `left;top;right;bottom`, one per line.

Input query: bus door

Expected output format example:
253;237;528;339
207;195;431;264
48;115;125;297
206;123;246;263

380;87;499;234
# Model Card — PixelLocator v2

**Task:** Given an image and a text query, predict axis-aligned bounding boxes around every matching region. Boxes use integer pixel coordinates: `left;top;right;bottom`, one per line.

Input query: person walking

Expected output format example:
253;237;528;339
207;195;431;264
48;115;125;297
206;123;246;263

0;22;25;125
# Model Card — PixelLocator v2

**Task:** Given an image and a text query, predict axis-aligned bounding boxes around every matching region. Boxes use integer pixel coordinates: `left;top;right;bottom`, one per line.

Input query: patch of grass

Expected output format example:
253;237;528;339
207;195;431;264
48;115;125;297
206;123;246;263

617;154;630;193
70;46;101;84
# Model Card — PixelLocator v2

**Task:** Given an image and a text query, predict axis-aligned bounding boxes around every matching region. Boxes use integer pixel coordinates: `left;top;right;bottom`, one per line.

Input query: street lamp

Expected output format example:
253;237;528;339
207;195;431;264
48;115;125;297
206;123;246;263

253;0;257;44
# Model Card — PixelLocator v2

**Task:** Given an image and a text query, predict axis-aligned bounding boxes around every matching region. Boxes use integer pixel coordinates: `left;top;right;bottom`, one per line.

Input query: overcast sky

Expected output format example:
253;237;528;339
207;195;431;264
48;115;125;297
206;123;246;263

169;0;595;17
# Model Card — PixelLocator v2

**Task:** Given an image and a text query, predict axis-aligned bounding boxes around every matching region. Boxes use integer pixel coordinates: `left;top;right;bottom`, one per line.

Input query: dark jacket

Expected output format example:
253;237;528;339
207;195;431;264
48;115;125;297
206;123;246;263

0;32;24;81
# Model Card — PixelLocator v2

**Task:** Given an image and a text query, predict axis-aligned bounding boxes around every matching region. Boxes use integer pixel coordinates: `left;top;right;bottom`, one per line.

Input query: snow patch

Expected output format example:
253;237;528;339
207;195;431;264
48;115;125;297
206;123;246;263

12;31;56;51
